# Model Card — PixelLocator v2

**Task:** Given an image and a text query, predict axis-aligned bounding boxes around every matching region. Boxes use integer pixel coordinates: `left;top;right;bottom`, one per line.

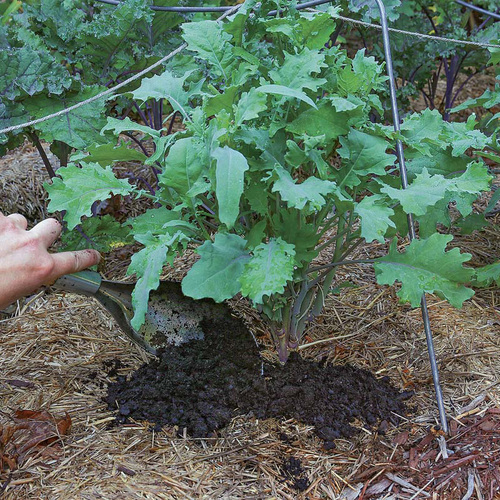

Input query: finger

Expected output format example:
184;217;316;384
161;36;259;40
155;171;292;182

7;213;28;230
48;249;101;281
30;218;63;247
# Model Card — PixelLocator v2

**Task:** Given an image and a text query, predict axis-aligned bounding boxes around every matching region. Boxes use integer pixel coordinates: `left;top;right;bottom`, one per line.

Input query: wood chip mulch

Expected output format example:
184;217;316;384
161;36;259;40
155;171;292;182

353;408;500;499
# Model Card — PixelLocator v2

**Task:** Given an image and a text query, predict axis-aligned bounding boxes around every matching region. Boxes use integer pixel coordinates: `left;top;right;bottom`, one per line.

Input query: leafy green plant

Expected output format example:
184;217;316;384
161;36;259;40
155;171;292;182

0;0;207;173
449;75;500;287
46;1;496;362
341;0;500;118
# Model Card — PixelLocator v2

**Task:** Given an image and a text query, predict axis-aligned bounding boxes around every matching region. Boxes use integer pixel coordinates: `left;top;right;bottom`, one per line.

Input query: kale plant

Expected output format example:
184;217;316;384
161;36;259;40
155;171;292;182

45;1;496;362
341;0;500;118
449;74;500;288
0;0;209;173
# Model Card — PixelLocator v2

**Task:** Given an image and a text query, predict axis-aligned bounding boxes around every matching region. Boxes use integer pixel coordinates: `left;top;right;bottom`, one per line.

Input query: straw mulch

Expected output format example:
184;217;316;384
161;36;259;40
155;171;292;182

0;146;499;499
0;144;50;225
1;264;499;499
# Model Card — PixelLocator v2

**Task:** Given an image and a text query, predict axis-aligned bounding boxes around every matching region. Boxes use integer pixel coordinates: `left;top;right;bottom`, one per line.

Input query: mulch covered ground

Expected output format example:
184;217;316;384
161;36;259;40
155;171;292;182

0;139;499;498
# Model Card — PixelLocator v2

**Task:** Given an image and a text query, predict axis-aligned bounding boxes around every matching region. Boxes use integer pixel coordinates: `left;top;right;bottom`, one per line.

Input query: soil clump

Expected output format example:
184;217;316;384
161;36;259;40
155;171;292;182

280;456;310;492
105;313;412;441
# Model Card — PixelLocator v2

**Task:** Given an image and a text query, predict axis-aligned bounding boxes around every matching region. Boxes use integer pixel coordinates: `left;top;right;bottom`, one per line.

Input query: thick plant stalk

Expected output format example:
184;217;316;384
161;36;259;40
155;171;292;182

288;287;315;349
286;281;310;351
310;212;352;317
276;328;289;364
270;304;291;364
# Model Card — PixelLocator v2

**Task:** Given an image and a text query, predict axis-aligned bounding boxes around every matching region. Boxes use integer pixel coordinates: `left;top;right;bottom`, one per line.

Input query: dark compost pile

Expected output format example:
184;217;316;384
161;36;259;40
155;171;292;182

105;311;412;443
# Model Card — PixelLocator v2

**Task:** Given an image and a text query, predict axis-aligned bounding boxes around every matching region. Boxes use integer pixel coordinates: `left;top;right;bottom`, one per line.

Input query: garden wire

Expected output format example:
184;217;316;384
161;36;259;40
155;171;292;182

94;0;500;21
0;4;241;136
322;12;500;49
93;0;336;12
455;0;500;21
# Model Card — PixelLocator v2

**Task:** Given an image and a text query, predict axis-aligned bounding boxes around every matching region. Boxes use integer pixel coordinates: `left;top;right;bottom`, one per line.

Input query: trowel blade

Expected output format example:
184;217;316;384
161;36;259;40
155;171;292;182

137;281;228;351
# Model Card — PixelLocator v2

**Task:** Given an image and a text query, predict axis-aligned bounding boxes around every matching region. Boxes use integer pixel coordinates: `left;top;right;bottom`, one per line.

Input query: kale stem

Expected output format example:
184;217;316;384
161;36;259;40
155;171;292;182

167;111;180;135
28;131;56;179
288;279;310;347
200;204;215;216
276;328;289;364
287;282;299;299
198;213;218;224
289;287;315;348
339;237;364;262
316;225;352;252
144;102;154;128
75;224;96;247
308;213;348;317
123;132;150;157
139;192;160;201
194;212;212;240
316;200;334;222
448;65;485;113
318;215;340;238
153;99;163;130
132;102;150;128
199;194;215;214
419;2;440;34
329;20;343;47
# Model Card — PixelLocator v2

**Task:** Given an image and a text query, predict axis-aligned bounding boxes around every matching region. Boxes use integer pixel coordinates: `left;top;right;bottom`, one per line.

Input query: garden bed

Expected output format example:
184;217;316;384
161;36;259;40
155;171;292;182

0;144;499;498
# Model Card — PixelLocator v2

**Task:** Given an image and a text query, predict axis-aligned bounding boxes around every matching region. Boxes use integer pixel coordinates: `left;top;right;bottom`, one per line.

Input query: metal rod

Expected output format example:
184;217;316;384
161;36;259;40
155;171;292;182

373;0;449;434
455;0;500;21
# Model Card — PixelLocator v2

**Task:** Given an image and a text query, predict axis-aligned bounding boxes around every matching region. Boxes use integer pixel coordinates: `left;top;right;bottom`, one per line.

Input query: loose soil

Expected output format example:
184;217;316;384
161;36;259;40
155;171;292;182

280;456;310;492
105;310;412;444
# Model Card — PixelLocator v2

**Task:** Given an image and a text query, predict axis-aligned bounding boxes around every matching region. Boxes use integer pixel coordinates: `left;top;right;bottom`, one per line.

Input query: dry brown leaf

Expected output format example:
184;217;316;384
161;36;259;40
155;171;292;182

0;410;72;472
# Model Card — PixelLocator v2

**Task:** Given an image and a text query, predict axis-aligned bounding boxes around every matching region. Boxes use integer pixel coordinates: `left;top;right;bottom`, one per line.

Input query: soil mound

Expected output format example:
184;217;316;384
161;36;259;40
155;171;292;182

105;313;411;441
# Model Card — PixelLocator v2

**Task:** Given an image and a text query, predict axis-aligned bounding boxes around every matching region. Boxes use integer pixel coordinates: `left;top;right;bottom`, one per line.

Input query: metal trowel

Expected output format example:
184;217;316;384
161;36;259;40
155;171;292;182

53;271;227;355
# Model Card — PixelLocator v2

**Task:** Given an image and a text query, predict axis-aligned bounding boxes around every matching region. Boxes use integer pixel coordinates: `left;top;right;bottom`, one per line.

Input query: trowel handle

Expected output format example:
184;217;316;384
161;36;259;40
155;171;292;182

53;270;102;296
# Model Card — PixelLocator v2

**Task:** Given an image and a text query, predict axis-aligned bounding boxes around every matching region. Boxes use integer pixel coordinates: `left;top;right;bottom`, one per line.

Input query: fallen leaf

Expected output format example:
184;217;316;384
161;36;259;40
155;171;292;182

478;419;496;431
0;410;72;471
2;379;34;388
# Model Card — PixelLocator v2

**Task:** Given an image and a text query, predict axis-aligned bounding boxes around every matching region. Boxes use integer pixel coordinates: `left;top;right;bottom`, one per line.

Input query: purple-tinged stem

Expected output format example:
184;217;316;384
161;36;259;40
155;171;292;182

447;65;486;115
75;224;96;247
28;131;56;179
132;102;150;127
167;111;180;135
123;132;150;157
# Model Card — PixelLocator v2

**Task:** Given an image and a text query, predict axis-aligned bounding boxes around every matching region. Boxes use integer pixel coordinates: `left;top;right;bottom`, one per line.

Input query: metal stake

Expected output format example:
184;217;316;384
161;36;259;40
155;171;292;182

372;0;448;433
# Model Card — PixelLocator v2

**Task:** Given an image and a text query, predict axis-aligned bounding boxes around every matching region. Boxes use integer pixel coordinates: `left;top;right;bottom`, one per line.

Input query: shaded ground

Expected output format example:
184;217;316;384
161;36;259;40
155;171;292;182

105;311;411;444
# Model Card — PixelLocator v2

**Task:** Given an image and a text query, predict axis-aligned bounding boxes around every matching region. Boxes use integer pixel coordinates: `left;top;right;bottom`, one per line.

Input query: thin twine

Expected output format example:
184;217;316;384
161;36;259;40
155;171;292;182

1;6;499;136
326;11;500;49
0;43;188;136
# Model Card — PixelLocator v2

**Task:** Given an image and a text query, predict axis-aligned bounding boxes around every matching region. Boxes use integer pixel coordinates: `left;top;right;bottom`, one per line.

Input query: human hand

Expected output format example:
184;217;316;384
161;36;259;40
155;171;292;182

0;212;101;309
